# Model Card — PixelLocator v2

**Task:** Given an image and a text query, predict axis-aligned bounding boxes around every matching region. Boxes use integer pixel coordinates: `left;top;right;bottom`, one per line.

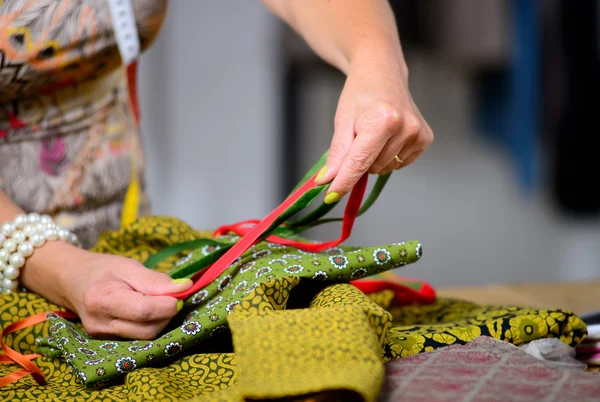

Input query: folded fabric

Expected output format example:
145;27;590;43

378;336;600;402
576;324;600;364
520;338;587;369
577;342;600;354
586;324;600;339
0;296;587;401
384;298;586;360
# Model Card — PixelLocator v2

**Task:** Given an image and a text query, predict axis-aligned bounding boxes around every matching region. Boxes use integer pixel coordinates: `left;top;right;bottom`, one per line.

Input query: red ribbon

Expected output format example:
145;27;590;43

213;176;368;252
162;173;368;299
351;279;436;306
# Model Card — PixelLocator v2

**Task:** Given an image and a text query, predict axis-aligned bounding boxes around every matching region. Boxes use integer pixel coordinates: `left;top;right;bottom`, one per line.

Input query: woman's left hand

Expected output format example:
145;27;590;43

315;54;434;203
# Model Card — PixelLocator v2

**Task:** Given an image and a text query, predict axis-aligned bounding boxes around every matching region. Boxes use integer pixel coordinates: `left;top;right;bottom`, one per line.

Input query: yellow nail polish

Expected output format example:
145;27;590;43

315;166;328;183
324;192;341;204
177;300;184;312
172;278;191;285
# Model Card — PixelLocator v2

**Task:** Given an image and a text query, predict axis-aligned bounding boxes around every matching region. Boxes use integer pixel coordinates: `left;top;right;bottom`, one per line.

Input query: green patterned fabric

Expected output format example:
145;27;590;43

35;217;422;388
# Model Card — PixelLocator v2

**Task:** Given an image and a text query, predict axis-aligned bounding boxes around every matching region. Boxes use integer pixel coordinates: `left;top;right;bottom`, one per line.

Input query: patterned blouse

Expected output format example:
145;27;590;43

0;0;167;248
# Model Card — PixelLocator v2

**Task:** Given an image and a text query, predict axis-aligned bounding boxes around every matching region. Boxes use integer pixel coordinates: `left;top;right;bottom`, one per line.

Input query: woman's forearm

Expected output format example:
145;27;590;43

0;190;79;307
263;0;433;200
0;190;26;223
262;0;406;76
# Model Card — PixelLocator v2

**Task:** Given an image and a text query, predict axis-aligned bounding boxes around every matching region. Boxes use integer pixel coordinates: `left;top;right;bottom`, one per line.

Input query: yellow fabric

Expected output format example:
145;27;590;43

229;307;382;400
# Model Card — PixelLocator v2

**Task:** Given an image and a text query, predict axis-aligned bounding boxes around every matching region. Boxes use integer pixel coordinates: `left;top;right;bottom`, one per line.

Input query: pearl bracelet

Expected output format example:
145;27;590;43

0;213;79;293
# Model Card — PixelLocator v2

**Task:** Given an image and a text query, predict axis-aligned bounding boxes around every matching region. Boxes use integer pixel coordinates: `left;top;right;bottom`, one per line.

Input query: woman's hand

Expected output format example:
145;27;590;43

263;0;434;202
315;53;434;203
22;241;192;340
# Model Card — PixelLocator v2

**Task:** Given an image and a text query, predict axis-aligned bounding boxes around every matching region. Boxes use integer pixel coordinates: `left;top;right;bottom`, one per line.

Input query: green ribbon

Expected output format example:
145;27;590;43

142;150;392;276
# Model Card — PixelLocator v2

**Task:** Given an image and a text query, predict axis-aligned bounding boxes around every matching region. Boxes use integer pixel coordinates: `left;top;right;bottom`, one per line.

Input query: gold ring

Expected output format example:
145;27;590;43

394;155;403;164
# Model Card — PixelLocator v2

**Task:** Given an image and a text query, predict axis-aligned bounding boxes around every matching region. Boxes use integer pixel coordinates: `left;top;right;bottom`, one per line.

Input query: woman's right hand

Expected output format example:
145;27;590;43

22;240;193;340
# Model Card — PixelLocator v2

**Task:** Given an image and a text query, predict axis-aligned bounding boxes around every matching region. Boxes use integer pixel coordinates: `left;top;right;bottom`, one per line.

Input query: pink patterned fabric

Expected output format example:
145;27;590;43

378;336;600;402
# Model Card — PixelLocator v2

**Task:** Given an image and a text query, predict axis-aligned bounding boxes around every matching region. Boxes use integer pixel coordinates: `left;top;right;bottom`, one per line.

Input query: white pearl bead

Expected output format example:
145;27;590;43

9;253;25;269
0;234;5;244
2;278;18;290
40;215;53;225
43;222;55;231
30;233;46;247
14;214;28;229
4;253;25;270
69;233;79;245
0;260;5;271
45;228;59;241
11;230;26;244
58;229;70;242
27;212;41;224
0;249;9;263
23;224;36;238
1;222;16;236
34;223;45;232
18;242;34;257
4;265;20;279
3;239;17;253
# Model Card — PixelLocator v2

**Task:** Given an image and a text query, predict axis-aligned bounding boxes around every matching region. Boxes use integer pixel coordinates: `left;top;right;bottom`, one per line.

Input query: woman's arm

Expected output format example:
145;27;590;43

0;191;191;339
0;190;74;306
262;0;405;76
263;0;433;201
0;191;26;223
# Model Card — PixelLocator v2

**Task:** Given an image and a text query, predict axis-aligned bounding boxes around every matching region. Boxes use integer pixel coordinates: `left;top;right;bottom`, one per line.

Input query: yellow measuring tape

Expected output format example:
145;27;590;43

108;0;141;227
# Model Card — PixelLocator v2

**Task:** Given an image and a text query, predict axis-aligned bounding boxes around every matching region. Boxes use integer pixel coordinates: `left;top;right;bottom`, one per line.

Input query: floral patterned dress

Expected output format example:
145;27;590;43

0;0;167;248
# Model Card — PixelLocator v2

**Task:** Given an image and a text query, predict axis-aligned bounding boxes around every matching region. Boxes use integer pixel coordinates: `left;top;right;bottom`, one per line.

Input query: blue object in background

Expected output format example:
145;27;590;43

476;0;539;191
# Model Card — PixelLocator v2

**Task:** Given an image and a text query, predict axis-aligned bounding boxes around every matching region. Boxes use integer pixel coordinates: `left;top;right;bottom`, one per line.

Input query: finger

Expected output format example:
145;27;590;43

378;139;416;175
368;134;414;174
397;122;434;169
324;132;385;202
379;159;401;176
379;150;420;175
87;318;170;340
383;121;434;174
370;114;423;174
394;150;421;169
325;106;401;200
120;261;193;295
315;116;354;185
100;287;181;322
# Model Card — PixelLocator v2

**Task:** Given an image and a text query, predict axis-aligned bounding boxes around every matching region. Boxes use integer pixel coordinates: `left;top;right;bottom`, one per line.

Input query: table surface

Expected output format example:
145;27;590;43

437;280;600;315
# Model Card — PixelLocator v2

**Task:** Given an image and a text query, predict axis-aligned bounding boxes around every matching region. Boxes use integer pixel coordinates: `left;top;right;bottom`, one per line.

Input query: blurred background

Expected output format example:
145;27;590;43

138;0;599;287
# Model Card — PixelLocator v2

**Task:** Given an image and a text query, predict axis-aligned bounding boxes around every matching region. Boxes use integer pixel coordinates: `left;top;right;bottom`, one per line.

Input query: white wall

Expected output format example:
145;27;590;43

139;1;280;228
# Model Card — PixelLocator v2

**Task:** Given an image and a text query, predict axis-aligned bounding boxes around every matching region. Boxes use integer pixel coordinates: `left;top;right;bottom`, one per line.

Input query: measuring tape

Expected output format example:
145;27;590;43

107;0;140;66
108;0;142;227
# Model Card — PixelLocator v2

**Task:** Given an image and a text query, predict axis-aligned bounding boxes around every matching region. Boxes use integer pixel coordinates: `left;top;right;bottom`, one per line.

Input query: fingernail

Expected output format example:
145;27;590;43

324;192;341;204
172;278;191;285
315;166;328;183
177;300;184;312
